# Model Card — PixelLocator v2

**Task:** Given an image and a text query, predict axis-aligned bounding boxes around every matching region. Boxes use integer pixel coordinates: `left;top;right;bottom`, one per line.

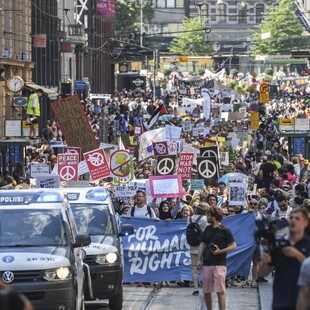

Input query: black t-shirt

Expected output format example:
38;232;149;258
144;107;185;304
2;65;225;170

260;162;276;181
201;224;235;266
270;235;310;309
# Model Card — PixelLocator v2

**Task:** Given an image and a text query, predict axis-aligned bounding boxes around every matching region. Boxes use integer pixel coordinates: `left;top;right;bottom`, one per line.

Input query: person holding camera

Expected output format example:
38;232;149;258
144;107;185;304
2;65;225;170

197;207;237;310
260;207;310;310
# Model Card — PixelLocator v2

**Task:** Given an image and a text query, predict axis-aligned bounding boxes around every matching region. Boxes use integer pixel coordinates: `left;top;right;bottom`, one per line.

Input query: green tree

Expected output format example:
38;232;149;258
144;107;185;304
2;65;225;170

250;0;309;55
168;17;213;56
114;0;154;40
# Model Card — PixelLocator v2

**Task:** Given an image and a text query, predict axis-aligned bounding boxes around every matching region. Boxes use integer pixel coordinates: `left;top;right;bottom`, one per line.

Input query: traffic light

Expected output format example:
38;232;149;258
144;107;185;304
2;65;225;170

61;82;72;98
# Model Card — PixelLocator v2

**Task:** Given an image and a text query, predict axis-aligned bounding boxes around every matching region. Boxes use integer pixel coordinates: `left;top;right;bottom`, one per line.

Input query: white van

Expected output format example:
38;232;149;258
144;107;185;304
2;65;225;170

0;189;91;310
61;187;134;310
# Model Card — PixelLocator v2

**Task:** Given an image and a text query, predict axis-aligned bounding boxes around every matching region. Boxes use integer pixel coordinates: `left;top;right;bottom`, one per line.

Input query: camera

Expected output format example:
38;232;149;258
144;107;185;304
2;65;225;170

255;214;290;250
209;243;217;252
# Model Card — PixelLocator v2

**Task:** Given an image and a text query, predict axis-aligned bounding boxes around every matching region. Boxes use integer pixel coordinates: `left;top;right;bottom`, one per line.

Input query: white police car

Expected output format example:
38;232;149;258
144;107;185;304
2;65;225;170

0;189;91;310
61;187;134;310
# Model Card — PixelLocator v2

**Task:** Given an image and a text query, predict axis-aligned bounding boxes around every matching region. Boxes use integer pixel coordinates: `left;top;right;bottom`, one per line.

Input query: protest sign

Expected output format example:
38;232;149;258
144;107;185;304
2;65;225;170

165;125;182;139
36;175;60;188
152;141;169;157
177;153;194;179
192;128;199;137
50;95;98;154
121;213;256;282
63;146;81;162
78;160;89;175
182;120;192;132
220;152;229;166
190;179;204;190
110;150;131;178
197;156;218;186
228;182;247;206
139;127;166;160
84;148;110;181
57;153;79;182
156;155;176;176
149;175;183;198
134;127;141;135
115;185;137;198
30;164;50;178
67;180;90;188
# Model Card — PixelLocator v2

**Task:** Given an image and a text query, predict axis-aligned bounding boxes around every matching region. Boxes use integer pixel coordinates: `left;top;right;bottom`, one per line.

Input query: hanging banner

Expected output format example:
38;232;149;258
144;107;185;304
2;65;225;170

84;148;110;181
110;150;131;178
177;153;194;179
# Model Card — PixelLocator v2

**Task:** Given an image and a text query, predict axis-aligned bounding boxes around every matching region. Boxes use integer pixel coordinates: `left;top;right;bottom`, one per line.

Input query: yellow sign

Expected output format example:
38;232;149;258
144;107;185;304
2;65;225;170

251;120;260;130
279;119;295;126
179;56;188;63
259;92;270;103
259;83;270;93
129;136;137;145
250;112;259;121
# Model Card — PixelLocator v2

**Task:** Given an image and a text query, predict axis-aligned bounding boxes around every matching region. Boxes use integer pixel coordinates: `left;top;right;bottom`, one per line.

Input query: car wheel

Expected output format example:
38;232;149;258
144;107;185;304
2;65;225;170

109;286;123;310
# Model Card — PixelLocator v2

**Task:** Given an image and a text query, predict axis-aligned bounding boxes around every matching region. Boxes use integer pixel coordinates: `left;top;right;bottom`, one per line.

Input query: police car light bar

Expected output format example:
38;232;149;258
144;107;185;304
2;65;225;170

85;188;109;201
34;192;63;203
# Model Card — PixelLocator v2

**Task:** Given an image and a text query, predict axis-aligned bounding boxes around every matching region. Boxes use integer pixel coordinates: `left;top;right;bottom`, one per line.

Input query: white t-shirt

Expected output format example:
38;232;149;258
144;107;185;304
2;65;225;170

129;205;156;218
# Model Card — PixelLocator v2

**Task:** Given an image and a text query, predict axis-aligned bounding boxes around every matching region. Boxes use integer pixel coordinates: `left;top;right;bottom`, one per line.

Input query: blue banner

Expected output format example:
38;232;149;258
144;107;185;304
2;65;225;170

121;213;256;282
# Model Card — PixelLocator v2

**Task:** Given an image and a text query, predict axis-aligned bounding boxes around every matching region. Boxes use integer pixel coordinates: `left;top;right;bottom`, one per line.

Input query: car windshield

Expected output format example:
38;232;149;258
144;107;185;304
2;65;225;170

0;209;68;247
70;204;115;235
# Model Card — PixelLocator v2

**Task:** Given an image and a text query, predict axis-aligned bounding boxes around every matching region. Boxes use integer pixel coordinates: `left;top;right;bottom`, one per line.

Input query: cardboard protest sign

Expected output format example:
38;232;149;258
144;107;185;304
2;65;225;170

36;175;60;188
50;95;98;154
57;153;79;182
228;182;247;206
177;153;194;179
30;164;50;178
110;150;131;178
84;148;110;181
182;120;192;132
156;155;176;176
64;146;81;162
197;156;218;186
153;141;169;157
149;175;183;198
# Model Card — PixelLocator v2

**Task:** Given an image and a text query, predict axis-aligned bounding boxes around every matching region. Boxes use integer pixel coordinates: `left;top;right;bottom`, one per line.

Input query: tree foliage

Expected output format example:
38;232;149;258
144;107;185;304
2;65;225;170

168;17;213;56
114;0;154;39
250;0;309;55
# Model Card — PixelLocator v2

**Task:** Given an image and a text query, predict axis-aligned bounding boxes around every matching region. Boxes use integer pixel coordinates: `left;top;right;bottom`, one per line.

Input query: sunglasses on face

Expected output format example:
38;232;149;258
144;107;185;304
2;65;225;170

250;202;258;205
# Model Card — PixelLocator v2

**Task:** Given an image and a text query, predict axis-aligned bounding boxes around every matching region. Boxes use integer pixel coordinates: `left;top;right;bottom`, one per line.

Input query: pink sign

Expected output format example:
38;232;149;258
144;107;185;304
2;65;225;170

96;0;116;18
84;148;110;181
57;153;79;182
177;153;194;179
149;175;183;198
64;147;81;162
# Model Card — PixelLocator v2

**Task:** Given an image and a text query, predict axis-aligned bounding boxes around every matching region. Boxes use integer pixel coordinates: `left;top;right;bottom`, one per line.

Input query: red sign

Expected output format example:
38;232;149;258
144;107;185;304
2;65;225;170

153;141;169;157
57;153;79;182
177;153;194;179
96;0;116;18
84;148;110;181
64;147;81;162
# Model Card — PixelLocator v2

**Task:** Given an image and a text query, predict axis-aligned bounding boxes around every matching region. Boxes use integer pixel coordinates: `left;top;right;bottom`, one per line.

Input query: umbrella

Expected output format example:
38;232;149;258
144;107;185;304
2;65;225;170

219;172;248;185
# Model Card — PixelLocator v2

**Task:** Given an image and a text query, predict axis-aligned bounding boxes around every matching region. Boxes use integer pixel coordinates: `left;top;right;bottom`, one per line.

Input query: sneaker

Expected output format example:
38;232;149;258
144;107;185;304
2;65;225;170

241;281;249;288
192;290;199;296
250;282;257;288
257;277;268;283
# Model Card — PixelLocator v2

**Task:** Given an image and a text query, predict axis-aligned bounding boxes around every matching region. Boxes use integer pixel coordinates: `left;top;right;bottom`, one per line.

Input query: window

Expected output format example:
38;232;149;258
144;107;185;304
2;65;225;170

256;4;265;24
238;4;247;24
157;0;165;8
176;0;184;7
201;4;209;19
167;0;175;7
218;3;226;23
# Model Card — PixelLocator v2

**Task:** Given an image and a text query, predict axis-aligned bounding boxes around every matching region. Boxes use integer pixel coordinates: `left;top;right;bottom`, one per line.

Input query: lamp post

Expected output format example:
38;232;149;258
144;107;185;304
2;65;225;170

140;0;144;47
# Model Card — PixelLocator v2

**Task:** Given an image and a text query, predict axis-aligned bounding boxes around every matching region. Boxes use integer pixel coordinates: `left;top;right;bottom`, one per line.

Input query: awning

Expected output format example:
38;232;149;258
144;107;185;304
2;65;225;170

24;82;59;99
265;59;307;65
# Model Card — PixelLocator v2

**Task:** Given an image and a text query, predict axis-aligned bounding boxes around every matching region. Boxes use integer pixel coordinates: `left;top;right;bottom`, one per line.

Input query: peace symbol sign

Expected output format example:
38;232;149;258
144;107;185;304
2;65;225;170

198;159;217;179
66;149;78;154
201;149;218;158
88;152;104;167
169;143;176;152
157;158;174;175
60;166;76;181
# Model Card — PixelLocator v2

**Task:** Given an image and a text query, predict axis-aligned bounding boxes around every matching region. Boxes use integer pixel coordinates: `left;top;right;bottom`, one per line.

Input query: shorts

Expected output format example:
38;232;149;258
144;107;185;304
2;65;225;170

202;265;226;294
190;254;201;277
31;118;38;124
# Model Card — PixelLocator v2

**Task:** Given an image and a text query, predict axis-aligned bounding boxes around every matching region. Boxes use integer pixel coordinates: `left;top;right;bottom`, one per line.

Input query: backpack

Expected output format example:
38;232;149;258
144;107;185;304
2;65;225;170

186;216;203;246
131;205;152;218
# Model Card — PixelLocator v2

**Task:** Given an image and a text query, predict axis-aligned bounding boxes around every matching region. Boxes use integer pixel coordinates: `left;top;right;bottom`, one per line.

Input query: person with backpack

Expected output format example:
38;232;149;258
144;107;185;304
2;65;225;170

186;203;209;296
127;190;156;219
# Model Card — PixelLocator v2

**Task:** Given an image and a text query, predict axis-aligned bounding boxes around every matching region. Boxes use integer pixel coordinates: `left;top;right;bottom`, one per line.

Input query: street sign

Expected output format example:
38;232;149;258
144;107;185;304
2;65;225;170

259;92;270;103
259;83;270;93
250;112;259;121
84;148;110;181
249;103;259;112
110;150;131;178
57;153;79;182
279;119;295;126
179;56;188;63
13;97;27;107
74;80;87;90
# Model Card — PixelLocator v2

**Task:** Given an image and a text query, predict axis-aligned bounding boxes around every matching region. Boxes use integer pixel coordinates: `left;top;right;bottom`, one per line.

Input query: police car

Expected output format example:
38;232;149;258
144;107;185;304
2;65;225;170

61;187;134;310
0;189;91;310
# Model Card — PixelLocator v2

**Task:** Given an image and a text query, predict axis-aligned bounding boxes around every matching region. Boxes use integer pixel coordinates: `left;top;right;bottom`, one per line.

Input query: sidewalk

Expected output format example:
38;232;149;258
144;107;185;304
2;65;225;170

258;274;273;310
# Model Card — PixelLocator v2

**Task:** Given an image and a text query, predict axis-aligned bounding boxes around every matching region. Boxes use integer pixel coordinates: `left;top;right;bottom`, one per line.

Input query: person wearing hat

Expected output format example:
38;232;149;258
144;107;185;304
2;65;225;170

187;203;209;296
300;159;309;183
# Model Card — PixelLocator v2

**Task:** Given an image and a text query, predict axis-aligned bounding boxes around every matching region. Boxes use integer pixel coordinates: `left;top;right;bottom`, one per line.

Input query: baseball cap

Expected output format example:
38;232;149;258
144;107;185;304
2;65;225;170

304;160;309;165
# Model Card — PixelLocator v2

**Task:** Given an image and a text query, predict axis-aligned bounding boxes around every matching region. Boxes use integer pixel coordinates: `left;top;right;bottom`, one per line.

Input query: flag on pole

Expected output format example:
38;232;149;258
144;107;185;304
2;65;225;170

147;104;167;129
140;120;148;134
